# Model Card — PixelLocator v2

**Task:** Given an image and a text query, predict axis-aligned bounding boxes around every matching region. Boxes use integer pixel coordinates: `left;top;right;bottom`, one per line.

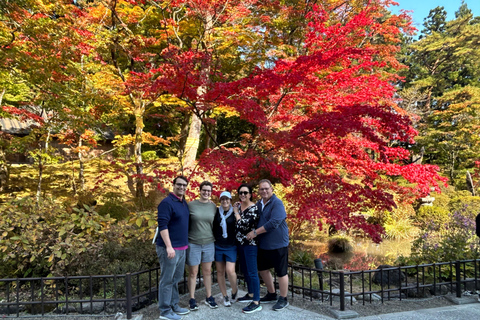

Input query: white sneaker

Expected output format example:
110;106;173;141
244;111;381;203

224;295;231;307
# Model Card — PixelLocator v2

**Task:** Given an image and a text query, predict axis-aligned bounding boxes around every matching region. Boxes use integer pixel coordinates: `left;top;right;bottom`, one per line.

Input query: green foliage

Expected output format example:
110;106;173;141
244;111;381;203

416;206;449;231
399;6;480;183
409;207;480;264
448;195;480;219
289;243;316;267
68;239;157;277
98;192;130;220
0;197;116;277
141;150;158;161
383;204;418;240
97;201;130;221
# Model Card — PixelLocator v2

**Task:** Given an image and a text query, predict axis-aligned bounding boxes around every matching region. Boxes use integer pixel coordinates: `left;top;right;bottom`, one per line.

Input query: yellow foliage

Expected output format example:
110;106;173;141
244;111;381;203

113;132;171;146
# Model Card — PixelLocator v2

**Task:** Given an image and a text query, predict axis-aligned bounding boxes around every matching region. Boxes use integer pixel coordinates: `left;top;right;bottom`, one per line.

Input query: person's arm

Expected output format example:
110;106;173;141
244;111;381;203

160;229;175;259
233;202;241;221
157;199;175;259
260;198;286;232
247;225;266;240
248;198;286;240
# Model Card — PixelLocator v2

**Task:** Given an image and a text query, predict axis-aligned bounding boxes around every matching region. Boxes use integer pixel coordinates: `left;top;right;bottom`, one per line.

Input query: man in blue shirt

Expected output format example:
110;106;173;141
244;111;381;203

247;179;290;311
155;176;191;320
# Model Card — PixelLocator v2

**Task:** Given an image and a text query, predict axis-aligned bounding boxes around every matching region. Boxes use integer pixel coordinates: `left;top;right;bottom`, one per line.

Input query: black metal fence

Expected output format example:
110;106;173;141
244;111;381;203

1;259;479;318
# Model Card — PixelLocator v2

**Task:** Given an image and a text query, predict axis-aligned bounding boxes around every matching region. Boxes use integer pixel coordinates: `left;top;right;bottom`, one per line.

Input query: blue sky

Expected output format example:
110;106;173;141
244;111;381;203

390;0;480;30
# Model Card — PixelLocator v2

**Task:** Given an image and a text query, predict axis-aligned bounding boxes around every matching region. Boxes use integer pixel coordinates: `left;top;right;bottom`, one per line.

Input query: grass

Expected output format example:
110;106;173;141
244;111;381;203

2;157;180;206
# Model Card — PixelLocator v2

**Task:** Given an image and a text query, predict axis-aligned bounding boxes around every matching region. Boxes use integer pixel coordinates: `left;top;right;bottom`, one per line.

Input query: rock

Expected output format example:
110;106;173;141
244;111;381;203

326;288;357;303
54;305;77;314
80;302;105;314
356;293;381;301
404;288;432;298
0;305;25;314
430;284;450;296
372;265;406;287
465;278;480;292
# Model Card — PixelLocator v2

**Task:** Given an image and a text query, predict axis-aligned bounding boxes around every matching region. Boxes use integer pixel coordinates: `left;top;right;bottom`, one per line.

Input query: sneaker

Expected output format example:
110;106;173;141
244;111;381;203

260;291;277;303
223;295;231;307
242;301;262;314
189;298;198;311
159;311;182;320
172;304;189;315
231;291;237;302
272;296;289;311
205;296;218;309
237;293;253;303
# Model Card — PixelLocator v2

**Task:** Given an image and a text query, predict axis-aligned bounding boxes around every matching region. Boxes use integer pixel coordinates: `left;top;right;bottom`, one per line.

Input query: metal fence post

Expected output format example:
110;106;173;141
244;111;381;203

126;273;132;319
339;271;345;311
455;261;461;298
314;258;324;291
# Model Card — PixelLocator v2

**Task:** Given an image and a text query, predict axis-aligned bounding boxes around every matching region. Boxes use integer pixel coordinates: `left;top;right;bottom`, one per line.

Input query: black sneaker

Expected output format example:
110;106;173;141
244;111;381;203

272;296;289;311
231;291;237;302
260;291;277;303
242;301;262;314
205;296;218;309
237;293;253;303
189;298;198;311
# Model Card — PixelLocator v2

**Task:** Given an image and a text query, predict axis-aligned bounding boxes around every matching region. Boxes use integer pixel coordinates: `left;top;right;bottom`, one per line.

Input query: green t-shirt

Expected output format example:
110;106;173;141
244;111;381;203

187;199;216;245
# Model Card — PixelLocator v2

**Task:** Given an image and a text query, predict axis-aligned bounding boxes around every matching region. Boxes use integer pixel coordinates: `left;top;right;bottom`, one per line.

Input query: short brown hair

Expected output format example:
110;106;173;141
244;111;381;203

199;181;213;190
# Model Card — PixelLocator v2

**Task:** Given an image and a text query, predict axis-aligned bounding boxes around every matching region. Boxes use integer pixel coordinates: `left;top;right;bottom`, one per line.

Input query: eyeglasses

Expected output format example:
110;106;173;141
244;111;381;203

239;191;249;196
220;198;231;201
175;183;187;188
259;187;271;192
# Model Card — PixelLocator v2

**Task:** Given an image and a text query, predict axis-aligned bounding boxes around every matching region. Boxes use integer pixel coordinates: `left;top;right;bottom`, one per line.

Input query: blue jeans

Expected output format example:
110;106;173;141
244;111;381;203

238;245;260;301
156;246;186;315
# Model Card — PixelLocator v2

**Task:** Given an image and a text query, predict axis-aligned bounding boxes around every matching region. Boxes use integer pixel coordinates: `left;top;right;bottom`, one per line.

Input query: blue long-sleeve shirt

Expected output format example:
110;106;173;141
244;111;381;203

156;193;190;248
256;194;289;250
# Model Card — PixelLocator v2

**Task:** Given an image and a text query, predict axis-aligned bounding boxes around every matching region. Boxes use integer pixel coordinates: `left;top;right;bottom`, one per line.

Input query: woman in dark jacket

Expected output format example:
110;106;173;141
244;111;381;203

213;191;238;307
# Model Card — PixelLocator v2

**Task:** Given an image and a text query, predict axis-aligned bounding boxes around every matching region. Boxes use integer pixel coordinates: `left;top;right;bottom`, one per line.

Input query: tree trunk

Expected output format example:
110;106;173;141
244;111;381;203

78;135;85;191
0;148;8;192
182;13;213;172
178;112;191;161
36;131;50;204
183;113;202;171
134;103;145;199
36;153;43;204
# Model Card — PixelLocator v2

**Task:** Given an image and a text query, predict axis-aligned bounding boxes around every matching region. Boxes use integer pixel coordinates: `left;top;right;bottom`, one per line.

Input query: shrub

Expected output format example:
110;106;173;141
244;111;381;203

383;204;418;240
68;239;157;276
327;235;353;254
416;206;449;231
410;207;480;264
141;150;158;161
448;195;480;219
98;201;130;220
0;197;117;277
289;243;316;267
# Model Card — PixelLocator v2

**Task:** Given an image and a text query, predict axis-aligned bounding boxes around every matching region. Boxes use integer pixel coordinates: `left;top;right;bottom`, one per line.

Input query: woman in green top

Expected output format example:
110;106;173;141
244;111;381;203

187;181;218;310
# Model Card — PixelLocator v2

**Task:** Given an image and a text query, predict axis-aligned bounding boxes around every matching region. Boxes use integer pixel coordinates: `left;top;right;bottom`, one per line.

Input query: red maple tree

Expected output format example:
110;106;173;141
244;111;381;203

195;2;446;242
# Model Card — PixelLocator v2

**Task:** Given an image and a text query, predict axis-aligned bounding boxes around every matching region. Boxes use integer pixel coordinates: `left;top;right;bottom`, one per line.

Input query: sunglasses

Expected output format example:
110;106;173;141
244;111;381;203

238;191;249;196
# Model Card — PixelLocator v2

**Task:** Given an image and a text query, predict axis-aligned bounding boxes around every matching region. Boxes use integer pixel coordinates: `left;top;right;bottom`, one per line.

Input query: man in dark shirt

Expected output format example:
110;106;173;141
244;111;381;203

155;176;190;320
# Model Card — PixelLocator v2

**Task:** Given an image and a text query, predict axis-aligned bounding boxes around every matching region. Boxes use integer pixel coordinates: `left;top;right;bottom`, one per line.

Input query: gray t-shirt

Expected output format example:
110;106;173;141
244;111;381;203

187;200;216;245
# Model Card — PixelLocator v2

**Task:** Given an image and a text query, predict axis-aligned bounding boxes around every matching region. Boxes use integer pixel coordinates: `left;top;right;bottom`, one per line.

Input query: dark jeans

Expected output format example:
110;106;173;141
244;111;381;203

238;245;260;301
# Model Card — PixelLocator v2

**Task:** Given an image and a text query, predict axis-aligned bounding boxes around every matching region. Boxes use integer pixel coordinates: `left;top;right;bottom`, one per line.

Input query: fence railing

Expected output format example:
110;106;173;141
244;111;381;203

1;259;479;318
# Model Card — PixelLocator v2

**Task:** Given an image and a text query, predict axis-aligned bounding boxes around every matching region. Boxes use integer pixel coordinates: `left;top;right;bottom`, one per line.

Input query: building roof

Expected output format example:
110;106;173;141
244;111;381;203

0;117;36;135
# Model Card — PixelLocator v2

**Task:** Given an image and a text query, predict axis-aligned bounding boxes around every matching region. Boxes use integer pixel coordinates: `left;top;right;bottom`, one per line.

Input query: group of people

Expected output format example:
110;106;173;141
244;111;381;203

154;176;290;320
